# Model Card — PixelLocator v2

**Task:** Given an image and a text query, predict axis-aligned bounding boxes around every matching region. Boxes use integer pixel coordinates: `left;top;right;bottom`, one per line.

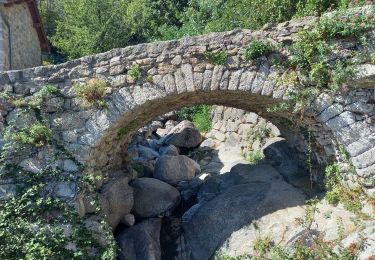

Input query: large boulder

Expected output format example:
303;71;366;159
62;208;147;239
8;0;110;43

137;145;160;160
117;218;162;260
130;178;181;218
164;120;202;148
218;200;358;257
159;145;179;156
99;177;134;229
262;137;313;192
154;155;201;185
182;164;307;260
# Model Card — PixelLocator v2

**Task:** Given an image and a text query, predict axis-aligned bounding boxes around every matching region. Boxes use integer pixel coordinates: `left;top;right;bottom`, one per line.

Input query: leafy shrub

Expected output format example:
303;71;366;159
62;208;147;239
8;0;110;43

309;62;330;88
9;123;52;147
244;150;263;164
204;51;229;65
176;105;212;132
317;10;375;39
192;105;212;132
128;64;142;81
245;39;274;60
74;78;108;107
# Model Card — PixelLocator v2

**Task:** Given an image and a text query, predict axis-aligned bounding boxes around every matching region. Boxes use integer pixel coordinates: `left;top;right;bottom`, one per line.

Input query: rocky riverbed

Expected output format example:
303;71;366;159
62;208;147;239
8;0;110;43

111;111;375;260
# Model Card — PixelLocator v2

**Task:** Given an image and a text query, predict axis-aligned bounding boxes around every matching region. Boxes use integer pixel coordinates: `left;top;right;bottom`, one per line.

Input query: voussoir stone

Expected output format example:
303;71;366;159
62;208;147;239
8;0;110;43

154;155;201;185
130;177;181;218
163;120;202;148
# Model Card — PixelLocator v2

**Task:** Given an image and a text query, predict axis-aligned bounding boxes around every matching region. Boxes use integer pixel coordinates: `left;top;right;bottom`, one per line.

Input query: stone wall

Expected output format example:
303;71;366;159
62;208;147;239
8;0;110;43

0;6;374;206
0;3;41;70
208;106;323;183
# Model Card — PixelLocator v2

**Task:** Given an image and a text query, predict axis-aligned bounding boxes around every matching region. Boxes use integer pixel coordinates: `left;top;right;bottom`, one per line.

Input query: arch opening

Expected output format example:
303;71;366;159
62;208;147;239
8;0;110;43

105;99;346;259
88;90;336;180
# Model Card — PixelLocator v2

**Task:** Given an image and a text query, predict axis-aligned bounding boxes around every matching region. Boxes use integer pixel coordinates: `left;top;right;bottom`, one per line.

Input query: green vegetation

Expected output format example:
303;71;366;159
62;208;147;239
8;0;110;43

8;123;52;147
29;85;61;109
324;163;364;214
176;105;212;132
253;235;273;257
268;8;375;113
0;96;116;259
216;197;360;259
245;123;271;144
245;39;274;60
11;98;28;108
6;85;61;109
128;64;142;81
204;51;229;65
243;150;264;164
192;105;212;132
39;0;370;60
74;78;108;108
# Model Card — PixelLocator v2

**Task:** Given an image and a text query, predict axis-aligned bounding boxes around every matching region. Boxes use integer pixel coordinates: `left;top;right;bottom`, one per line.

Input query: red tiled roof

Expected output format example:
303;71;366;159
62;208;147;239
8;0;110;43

4;0;49;51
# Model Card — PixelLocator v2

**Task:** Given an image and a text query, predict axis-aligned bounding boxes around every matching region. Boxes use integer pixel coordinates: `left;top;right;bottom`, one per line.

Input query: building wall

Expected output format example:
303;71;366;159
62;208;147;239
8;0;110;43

0;3;41;70
0;10;10;71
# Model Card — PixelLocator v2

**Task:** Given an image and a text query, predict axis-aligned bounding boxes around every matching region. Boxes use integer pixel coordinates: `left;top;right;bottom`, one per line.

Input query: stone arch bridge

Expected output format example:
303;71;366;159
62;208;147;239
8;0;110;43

0;12;375;208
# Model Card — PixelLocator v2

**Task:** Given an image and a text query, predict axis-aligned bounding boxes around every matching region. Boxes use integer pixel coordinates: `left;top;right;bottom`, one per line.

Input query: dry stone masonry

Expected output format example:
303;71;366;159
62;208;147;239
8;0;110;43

0;7;375;217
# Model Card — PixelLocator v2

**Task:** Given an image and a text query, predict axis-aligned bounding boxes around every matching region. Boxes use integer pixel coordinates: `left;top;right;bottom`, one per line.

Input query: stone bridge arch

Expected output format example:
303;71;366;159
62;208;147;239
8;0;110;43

0;13;374;199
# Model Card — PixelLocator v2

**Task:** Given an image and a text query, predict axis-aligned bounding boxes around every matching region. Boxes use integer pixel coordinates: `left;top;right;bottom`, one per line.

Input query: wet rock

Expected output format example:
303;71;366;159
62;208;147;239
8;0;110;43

154;155;201;185
117;218;162;260
131;178;181;218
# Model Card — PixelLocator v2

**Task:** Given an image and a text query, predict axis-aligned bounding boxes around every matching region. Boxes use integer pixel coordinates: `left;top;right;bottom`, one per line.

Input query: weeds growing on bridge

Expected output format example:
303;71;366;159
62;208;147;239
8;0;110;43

0;85;116;259
266;7;375;114
245;39;275;60
128;64;142;81
7;123;52;147
74;78;108;108
204;50;229;65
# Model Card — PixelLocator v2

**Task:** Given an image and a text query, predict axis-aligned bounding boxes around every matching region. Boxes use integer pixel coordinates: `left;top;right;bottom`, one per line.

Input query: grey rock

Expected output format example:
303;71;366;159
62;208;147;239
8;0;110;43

198;138;217;150
44;97;64;112
121;214;135;227
19;158;42;173
154;155;201;185
54;182;76;199
138;145;160;160
131;177;181;218
133;159;155;178
262;137;305;188
63;159;79;172
159;145;179;156
116;218;162;260
318;103;344;122
0;184;16;200
164;120;202;148
182;164;306;260
99;177;134;229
